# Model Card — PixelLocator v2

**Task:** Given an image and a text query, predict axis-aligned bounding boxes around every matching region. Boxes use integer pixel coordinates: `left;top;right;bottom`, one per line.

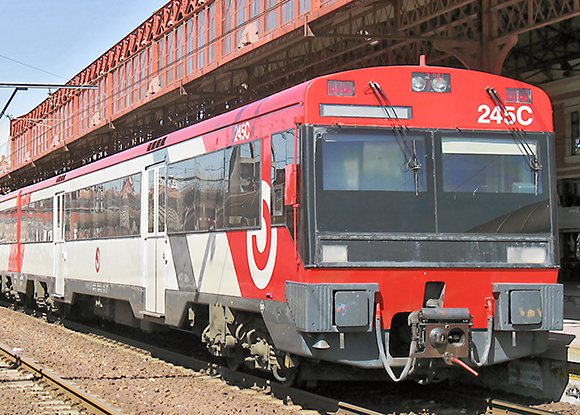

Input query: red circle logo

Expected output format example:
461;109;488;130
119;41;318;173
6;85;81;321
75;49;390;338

95;247;101;273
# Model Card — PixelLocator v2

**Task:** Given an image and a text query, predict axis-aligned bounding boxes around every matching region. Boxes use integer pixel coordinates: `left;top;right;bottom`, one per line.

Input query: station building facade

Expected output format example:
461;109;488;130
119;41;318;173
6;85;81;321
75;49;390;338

544;79;580;314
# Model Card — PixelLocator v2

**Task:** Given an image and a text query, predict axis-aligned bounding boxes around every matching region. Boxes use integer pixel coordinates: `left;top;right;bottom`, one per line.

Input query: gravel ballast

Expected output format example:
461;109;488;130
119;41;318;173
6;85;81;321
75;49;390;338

0;307;307;415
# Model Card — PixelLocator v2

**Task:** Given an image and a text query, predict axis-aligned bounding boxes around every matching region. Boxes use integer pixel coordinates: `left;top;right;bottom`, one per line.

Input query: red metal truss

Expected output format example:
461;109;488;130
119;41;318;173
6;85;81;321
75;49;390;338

9;0;346;169
9;0;204;137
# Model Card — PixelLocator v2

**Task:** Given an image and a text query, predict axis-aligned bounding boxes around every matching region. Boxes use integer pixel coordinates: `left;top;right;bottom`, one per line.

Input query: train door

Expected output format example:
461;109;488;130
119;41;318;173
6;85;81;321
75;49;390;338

145;164;166;315
53;192;65;297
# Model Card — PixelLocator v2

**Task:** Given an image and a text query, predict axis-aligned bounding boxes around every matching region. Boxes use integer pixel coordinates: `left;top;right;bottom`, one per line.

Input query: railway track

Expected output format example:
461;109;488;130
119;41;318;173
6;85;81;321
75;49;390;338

61;319;560;415
487;400;556;415
0;304;562;415
62;319;381;415
0;341;125;415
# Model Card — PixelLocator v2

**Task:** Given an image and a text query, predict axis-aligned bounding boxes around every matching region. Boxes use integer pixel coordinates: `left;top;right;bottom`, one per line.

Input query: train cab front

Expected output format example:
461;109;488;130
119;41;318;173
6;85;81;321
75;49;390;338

285;118;563;380
279;67;565;382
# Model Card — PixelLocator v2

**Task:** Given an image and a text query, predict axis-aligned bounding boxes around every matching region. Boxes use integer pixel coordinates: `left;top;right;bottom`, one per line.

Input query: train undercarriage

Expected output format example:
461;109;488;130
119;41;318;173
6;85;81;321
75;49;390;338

0;272;561;385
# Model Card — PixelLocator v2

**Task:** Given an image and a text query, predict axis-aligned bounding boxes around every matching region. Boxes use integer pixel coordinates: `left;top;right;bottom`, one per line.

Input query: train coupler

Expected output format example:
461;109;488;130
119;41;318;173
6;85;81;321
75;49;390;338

409;308;472;363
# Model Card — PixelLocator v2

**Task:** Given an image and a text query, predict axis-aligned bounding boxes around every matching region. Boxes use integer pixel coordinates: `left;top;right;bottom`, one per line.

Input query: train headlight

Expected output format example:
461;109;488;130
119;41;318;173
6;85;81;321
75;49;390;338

430;75;449;92
510;290;542;325
411;74;427;92
412;72;451;93
327;80;355;96
321;245;348;263
507;247;546;264
334;290;369;328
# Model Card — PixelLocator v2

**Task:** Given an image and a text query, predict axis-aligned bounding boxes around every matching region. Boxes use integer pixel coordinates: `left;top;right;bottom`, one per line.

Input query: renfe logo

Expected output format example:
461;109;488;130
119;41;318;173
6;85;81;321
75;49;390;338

95;247;101;273
247;181;277;289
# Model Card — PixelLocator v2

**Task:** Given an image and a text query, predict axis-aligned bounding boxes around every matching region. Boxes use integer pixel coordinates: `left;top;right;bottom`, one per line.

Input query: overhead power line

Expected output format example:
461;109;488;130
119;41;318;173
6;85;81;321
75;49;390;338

0;55;67;80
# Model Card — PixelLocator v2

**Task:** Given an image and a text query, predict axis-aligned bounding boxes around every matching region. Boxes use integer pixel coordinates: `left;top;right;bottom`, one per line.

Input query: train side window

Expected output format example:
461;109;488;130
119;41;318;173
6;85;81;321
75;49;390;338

20;203;30;242
224;140;261;229
65;173;141;240
0;207;17;244
64;193;73;239
65;188;93;239
20;198;53;243
167;157;195;232
7;208;16;243
166;150;225;232
195;151;225;231
0;209;6;244
0;209;5;243
103;174;141;237
103;180;120;237
167;141;261;233
158;166;166;233
271;129;296;225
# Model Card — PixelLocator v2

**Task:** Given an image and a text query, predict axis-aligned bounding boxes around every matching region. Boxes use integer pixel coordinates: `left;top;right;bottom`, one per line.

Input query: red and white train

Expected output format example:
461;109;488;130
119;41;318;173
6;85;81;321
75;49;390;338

0;64;563;383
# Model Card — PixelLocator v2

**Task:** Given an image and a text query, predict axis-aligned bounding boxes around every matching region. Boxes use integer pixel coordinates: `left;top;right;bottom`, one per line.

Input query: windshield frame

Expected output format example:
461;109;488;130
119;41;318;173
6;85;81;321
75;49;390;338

313;126;435;234
304;125;557;268
434;130;551;234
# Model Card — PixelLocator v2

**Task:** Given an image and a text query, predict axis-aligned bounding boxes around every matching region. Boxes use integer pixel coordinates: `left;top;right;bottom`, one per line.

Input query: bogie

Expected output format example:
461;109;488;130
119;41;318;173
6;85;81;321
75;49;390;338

200;304;300;382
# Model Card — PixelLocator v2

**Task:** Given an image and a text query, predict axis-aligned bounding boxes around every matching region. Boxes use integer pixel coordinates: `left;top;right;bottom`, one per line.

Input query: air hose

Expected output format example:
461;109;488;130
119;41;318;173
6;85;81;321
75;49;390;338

374;303;416;382
470;297;495;367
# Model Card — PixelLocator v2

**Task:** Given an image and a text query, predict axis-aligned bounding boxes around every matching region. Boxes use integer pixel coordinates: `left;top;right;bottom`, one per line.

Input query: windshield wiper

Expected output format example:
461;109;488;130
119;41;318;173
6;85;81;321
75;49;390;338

369;81;422;196
485;86;542;195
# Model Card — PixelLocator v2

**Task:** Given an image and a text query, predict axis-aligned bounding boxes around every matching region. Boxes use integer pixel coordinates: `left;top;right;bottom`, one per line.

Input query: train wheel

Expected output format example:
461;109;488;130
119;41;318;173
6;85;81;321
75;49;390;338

226;347;245;371
272;365;299;387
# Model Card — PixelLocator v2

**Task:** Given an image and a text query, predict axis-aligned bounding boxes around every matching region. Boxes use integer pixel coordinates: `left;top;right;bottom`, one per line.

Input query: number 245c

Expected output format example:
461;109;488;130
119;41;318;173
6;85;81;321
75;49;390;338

477;104;533;126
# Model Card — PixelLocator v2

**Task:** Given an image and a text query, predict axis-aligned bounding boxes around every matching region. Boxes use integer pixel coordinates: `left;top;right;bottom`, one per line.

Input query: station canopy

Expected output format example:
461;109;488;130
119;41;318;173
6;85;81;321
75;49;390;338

2;0;579;191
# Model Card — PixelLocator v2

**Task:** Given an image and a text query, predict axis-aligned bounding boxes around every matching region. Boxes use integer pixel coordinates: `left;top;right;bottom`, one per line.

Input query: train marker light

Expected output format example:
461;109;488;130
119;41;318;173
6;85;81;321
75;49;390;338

412;73;451;93
328;80;355;96
506;88;532;104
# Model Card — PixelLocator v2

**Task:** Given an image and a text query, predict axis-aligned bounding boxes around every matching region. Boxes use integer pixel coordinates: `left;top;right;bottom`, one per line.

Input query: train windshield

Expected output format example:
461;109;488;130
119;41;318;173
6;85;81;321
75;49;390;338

314;127;552;235
438;135;548;233
315;127;435;233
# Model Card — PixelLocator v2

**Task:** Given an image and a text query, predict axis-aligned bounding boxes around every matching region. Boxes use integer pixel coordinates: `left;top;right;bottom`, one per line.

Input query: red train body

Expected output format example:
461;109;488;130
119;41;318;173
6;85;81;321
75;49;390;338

0;65;562;382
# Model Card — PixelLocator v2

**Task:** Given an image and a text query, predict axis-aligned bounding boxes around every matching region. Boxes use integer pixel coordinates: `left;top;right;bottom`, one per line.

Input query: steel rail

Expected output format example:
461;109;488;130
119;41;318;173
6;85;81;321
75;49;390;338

63;319;387;415
0;342;125;415
75;318;563;415
64;319;562;415
0;308;559;415
488;399;556;415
